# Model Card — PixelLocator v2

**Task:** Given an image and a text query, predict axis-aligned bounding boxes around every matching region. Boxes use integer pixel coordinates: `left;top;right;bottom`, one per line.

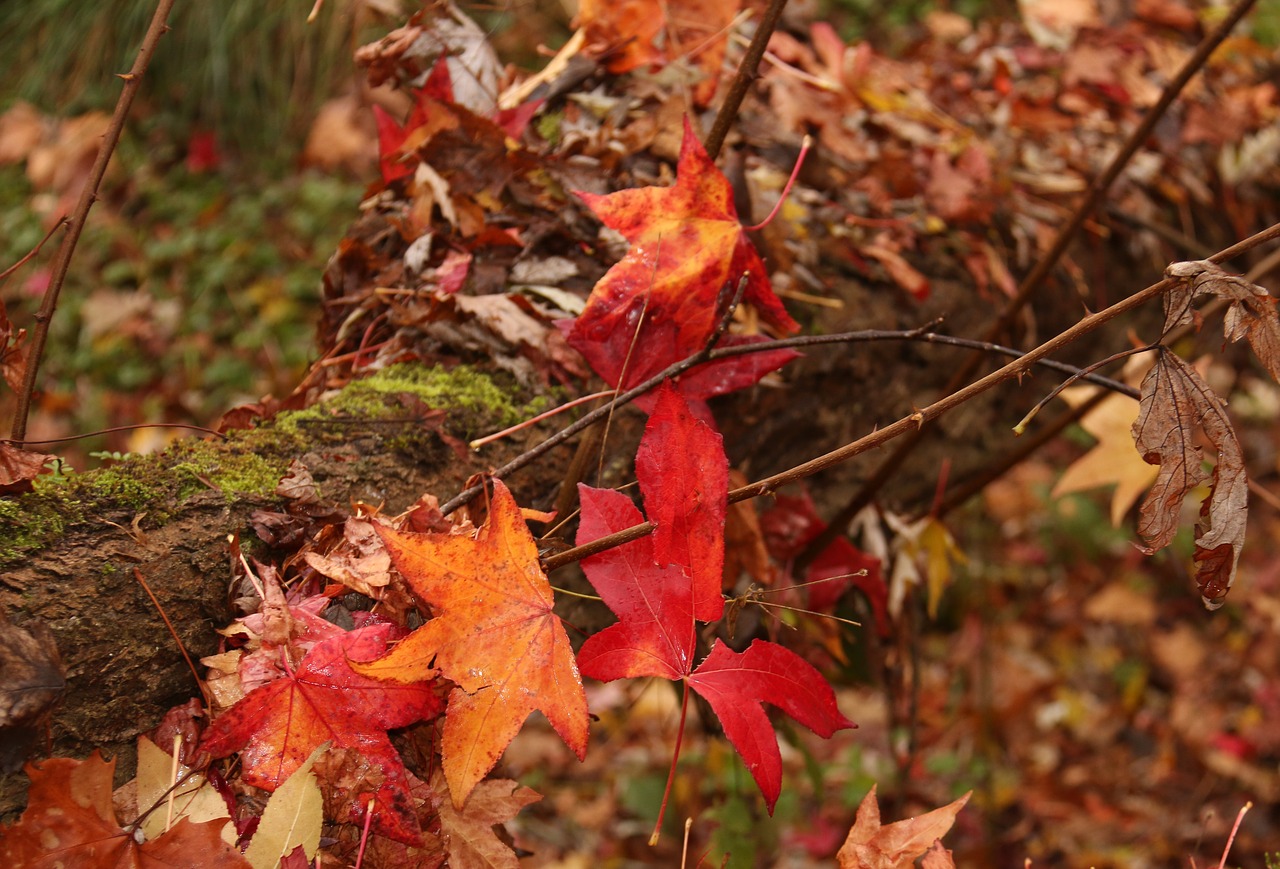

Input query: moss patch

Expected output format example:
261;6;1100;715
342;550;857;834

0;363;537;564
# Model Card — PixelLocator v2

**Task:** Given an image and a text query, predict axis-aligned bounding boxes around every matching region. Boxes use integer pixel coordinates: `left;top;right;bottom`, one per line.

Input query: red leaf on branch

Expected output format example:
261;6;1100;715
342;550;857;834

578;385;852;811
201;624;441;843
351;480;588;809
567;118;799;401
687;639;857;811
0;753;250;868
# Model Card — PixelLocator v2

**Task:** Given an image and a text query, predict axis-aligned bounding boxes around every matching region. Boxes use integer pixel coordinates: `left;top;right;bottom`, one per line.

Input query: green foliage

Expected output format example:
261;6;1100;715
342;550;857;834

0;160;362;458
0;0;382;160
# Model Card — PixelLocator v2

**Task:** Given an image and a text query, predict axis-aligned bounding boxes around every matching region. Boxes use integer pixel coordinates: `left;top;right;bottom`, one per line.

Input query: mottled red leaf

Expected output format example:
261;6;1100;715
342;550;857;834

568;118;798;398
201;624;442;843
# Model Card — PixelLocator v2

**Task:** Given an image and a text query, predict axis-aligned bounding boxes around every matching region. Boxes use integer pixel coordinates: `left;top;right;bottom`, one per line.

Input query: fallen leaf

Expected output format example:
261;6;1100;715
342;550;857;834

0;443;53;495
134;736;232;844
836;785;970;869
0;753;251;868
567;118;799;401
243;746;324;869
433;770;541;869
352;480;588;808
201;624;442;843
1051;388;1158;526
1132;350;1246;608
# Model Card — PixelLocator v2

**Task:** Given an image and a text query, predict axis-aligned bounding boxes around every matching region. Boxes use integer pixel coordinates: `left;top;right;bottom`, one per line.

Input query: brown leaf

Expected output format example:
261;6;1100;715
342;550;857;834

0;443;53;494
433;770;540;869
920;840;957;869
1164;260;1280;384
0;753;250;867
1132;350;1246;608
837;785;970;869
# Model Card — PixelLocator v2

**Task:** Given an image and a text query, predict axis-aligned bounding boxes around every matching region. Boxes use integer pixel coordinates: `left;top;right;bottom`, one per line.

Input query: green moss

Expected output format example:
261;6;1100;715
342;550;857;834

0;362;538;565
276;363;541;439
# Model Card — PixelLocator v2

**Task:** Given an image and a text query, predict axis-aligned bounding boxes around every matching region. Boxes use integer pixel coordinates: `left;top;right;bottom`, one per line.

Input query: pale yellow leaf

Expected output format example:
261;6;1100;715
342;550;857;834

244;746;325;869
1052;388;1158;526
135;736;233;844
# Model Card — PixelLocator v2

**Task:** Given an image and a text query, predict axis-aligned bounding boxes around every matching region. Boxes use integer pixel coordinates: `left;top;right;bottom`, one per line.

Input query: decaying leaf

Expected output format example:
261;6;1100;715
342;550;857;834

1164;260;1280;383
0;753;250;868
353;480;588;808
0;443;53;495
134;736;232;844
1132;350;1246;608
432;770;541;869
836;785;969;869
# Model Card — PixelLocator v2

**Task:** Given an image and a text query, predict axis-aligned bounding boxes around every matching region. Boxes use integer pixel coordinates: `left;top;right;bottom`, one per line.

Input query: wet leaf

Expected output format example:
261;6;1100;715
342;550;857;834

0;753;250;868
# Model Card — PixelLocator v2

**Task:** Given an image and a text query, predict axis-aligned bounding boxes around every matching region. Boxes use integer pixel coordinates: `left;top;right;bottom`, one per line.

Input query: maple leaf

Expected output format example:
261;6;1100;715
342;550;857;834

374;56;454;184
577;386;852;811
201;623;442;843
352;480;588;808
567;118;799;400
1131;350;1246;609
1051;387;1158;526
836;785;970;869
0;752;251;868
431;770;541;869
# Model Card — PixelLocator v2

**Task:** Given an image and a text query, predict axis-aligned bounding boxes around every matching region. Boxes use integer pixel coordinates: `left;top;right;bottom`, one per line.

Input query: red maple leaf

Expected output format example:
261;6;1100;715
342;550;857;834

567;118;800;402
200;623;442;844
0;753;250;868
374;56;454;184
351;480;588;809
577;385;853;812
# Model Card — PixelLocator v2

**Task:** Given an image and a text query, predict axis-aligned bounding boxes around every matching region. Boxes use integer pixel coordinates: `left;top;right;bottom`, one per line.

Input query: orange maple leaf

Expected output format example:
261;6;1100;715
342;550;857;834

567;117;799;398
354;480;588;807
837;785;970;869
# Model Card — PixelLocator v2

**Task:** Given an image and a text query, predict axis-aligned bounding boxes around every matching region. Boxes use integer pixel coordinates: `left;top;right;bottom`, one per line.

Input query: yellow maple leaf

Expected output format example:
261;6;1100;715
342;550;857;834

1051;387;1159;526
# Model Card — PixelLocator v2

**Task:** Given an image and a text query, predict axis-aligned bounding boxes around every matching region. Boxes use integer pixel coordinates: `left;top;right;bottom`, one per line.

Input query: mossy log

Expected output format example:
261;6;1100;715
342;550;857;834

0;363;566;821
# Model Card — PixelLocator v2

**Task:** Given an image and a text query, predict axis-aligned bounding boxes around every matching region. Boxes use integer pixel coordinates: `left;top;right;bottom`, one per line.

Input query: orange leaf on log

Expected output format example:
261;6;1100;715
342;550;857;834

353;480;588;808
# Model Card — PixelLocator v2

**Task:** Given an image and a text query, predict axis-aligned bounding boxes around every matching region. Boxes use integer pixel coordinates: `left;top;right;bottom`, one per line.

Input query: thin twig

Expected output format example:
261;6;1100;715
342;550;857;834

133;568;210;707
541;221;1280;571
703;0;790;160
10;0;177;441
3;421;226;447
0;218;67;284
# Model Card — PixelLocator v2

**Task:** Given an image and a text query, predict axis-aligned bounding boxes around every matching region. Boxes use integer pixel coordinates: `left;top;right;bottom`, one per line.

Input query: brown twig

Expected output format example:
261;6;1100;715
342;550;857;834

703;0;790;160
10;0;177;442
0;218;68;284
133;568;210;707
807;0;1258;562
3;421;226;447
541;221;1280;572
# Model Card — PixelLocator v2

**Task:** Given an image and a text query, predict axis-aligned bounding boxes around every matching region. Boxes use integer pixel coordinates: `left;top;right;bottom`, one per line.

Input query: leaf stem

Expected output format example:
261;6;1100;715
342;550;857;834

651;680;692;847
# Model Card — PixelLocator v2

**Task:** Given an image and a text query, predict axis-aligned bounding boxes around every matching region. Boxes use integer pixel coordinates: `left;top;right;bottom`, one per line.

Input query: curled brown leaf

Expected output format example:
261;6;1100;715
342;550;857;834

1132;350;1245;608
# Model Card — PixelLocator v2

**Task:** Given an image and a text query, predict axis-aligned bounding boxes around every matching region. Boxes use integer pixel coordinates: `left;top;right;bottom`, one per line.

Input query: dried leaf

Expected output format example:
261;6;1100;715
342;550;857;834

243;747;324;869
1132;350;1246;608
837;785;970;869
0;443;53;495
433;770;540;869
1164;260;1280;383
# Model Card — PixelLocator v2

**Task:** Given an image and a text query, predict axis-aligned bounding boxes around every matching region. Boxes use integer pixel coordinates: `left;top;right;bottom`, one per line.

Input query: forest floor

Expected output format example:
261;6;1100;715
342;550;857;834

3;1;1280;866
